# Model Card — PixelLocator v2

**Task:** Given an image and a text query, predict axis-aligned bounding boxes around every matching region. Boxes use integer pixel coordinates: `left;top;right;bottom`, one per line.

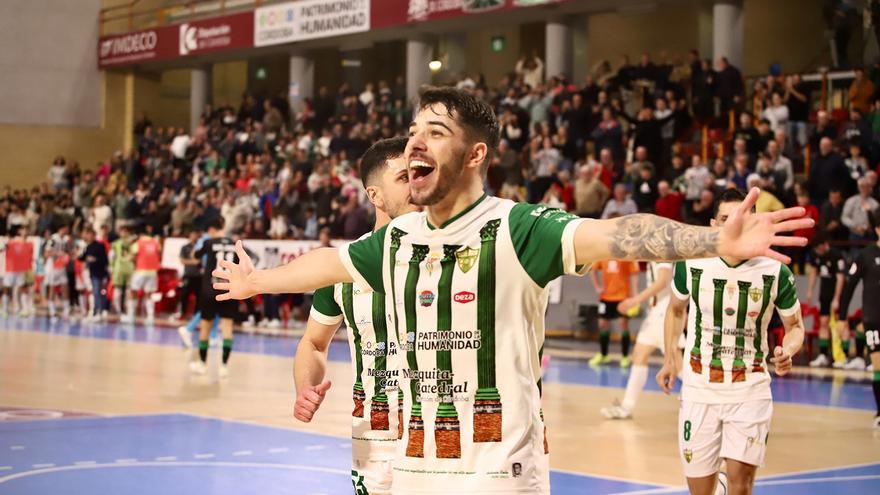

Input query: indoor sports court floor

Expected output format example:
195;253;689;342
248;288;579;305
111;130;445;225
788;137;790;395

2;317;878;494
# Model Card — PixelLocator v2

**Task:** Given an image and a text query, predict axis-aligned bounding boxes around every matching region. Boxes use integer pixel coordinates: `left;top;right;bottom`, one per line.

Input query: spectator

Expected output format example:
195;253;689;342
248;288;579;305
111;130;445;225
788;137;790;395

715;57;744;117
574;163;609;218
731;154;751;190
684;154;712;202
842;177;880;244
767;140;794;193
591;108;624;164
48;156;68;192
632;162;658;213
847;67;875;115
601;183;638;219
809;110;839;150
684;188;715;226
784;73;811;147
819;188;849;243
655;180;684;221
809;137;848;204
747;173;784;213
79;228;109;321
762;92;789;133
515;52;544;88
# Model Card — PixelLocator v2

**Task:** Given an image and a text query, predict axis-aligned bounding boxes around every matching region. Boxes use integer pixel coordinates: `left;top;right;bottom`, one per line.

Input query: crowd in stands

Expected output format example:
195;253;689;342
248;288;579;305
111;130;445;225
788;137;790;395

2;48;880;325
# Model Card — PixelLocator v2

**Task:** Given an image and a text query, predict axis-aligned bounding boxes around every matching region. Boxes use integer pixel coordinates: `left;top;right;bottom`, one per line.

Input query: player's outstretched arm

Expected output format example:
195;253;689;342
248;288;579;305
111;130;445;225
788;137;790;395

212;241;354;301
293;316;340;423
574;188;813;265
770;309;805;376
657;294;688;394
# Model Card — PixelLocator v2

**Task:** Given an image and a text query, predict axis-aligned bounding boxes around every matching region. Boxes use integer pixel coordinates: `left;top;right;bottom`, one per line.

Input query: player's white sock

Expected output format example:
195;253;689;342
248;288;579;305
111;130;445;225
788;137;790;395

126;298;136;319
11;288;20;313
145;296;155;321
621;364;649;412
22;293;33;313
112;290;122;314
48;299;56;317
0;293;8;314
62;300;70;317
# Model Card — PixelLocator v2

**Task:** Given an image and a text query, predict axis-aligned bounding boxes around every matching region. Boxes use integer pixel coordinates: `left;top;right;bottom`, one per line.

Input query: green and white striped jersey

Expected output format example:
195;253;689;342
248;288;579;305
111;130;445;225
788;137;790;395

671;257;800;403
311;242;400;461
339;194;587;494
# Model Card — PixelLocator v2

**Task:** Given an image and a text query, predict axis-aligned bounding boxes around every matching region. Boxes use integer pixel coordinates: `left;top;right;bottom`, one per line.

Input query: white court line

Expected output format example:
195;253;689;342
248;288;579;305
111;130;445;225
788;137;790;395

115;459;137;463
232;451;252;456
551;467;673;489
757;460;880;480
268;447;289;453
193;454;215;459
0;461;350;484
304;445;325;451
73;461;97;466
608;472;880;495
31;464;54;469
0;467;12;471
155;456;176;462
9;446;24;451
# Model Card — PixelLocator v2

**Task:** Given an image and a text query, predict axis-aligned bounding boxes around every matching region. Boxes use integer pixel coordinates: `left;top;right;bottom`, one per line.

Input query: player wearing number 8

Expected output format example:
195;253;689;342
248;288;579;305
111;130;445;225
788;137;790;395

657;189;807;495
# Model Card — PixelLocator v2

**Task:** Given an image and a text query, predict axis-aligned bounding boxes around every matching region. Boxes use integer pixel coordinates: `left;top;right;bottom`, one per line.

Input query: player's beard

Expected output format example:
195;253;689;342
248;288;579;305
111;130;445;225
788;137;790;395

411;149;466;206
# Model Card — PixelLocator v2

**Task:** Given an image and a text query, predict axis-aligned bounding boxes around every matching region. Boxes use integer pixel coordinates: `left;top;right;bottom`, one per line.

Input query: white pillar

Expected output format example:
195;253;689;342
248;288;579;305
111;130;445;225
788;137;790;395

190;65;211;134
571;16;589;85
406;39;432;104
545;21;572;81
713;0;744;69
288;54;314;115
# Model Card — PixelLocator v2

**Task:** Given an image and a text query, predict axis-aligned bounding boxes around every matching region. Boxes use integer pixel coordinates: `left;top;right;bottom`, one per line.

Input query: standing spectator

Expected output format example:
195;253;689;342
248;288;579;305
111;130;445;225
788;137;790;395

784;73;811;147
574;163;609;218
848;67;875;115
528;137;560;203
767;140;794;193
809;110;839;150
632;163;658;213
48;157;68;192
730;154;751;190
819;188;849;243
79;228;108;322
89;194;113;236
684;155;712;202
602;183;638;219
844;144;869;193
809;137;849;204
515;52;544;88
761;92;789;134
842;177;880;245
715;57;744;119
691;58;716;124
655;180;684;220
591;108;624;164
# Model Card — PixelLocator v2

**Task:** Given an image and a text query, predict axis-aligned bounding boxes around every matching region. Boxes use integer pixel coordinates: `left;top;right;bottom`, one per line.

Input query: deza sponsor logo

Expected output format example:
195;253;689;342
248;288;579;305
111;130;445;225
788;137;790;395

179;21;232;55
454;291;475;304
100;31;158;58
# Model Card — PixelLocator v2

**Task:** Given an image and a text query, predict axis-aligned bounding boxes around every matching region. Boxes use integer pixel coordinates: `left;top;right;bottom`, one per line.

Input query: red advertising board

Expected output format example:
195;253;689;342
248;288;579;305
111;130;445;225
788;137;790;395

98;11;254;68
371;0;567;29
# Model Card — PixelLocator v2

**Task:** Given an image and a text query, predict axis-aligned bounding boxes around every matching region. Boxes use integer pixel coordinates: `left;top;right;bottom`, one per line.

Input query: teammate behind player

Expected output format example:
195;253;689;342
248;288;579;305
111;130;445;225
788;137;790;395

125;227;162;324
212;87;813;494
190;216;238;378
296;137;419;494
589;259;638;367
2;226;35;317
45;225;71;320
657;188;805;495
601;261;673;419
836;208;880;427
805;233;847;368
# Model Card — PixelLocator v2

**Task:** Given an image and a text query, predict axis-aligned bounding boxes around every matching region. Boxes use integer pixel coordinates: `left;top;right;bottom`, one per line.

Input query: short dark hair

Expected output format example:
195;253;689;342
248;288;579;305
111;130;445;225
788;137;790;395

416;86;500;173
358;136;408;187
207;216;225;232
714;188;748;216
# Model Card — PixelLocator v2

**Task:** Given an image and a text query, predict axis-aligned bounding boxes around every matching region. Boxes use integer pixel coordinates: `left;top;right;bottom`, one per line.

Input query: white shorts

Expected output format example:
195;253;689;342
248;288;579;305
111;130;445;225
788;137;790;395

352;458;392;495
130;272;158;293
45;269;68;287
3;272;26;288
635;304;686;353
678;399;773;478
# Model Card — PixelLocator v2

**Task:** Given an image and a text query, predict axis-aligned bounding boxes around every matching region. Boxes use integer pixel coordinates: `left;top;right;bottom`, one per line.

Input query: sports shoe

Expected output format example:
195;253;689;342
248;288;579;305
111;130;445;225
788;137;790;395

600;400;632;420
266;319;282;329
218;365;229;379
243;316;256;329
120;314;135;324
844;357;867;370
809;354;830;367
189;361;207;375
145;316;155;326
715;471;729;495
873;414;880;429
620;356;632;368
177;325;193;349
832;359;846;369
589;354;611;366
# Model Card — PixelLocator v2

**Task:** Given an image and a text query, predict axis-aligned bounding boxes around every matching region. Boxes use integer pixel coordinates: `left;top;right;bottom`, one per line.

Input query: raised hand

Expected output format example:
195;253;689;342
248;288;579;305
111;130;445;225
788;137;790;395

718;188;814;264
294;380;332;423
212;240;257;301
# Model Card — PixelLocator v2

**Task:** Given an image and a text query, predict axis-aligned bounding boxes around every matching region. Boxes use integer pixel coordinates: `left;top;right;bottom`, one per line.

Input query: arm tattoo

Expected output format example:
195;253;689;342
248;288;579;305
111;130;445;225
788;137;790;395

608;214;720;261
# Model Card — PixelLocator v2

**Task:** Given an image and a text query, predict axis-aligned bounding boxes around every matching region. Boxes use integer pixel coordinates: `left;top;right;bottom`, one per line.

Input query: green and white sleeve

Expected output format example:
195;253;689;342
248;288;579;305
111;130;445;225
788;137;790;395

310;285;343;325
671;261;690;300
774;263;800;317
338;225;387;293
508;203;589;288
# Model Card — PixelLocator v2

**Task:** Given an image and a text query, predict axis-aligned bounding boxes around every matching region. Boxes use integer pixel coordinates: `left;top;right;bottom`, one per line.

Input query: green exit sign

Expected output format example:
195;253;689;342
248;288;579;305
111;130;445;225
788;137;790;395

491;36;506;52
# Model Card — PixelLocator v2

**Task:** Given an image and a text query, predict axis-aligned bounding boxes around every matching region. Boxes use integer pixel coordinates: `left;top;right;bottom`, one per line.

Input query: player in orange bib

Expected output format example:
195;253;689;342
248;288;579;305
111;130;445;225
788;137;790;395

590;259;639;366
1;226;35;317
123;227;162;324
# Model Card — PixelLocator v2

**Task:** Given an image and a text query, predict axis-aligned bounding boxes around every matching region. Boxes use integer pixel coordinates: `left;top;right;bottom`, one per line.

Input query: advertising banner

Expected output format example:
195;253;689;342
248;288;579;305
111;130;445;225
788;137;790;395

255;0;370;47
161;237;344;275
371;0;567;29
98;26;176;68
178;11;254;57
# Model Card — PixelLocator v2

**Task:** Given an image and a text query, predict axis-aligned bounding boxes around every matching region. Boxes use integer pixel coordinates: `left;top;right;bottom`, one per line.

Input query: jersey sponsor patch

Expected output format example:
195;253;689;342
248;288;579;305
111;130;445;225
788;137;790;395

419;290;435;307
454;291;475;304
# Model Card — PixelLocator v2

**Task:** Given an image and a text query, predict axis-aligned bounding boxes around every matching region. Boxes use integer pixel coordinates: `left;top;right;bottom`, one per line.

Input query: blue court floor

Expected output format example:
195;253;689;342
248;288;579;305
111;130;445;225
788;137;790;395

1;315;875;411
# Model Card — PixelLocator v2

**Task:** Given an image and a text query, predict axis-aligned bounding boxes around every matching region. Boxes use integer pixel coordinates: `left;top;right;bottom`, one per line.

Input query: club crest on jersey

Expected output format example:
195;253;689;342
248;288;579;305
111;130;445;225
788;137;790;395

456;247;479;273
724;307;735;316
454;291;475;304
749;287;762;303
683;449;693;463
419;290;435;307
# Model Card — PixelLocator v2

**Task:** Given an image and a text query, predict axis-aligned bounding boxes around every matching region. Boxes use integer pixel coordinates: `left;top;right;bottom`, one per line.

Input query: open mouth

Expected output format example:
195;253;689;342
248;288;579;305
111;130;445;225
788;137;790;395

409;159;436;183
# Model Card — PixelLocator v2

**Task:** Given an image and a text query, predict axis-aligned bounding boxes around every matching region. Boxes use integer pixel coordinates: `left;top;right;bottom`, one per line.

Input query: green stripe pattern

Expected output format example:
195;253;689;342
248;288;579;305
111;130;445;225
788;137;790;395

688;267;705;371
372;290;388;404
751;275;775;372
476;219;501;401
710;278;726;381
404;244;430;416
342;283;365;397
733;281;751;378
436;244;460;419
